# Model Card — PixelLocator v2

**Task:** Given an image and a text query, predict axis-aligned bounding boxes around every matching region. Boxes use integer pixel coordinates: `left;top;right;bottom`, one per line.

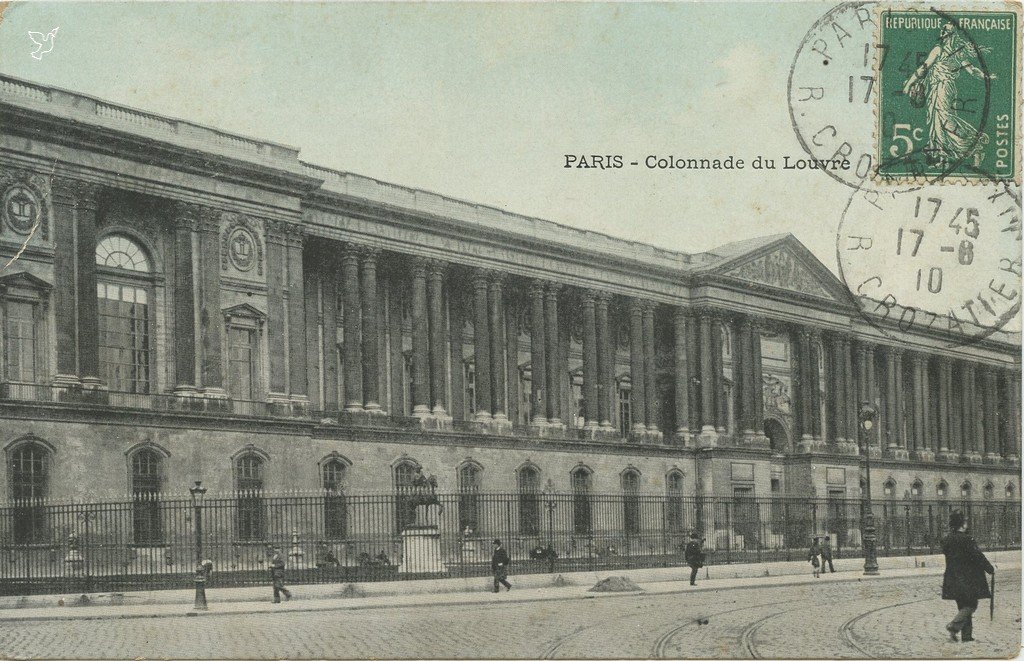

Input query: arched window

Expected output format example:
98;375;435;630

883;479;896;499
1006;483;1016;500
394;460;420;531
235;453;265;541
983;482;994;500
666;471;684;532
571;466;592;535
9;441;49;543
322;459;348;539
96;234;153;394
517;465;540;536
130;449;163;545
622;469;641;534
960;481;972;500
910;480;923;498
458;463;482;532
937;481;948;499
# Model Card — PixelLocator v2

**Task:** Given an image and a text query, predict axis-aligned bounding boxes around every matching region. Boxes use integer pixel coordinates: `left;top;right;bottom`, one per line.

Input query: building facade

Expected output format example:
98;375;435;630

0;74;1020;516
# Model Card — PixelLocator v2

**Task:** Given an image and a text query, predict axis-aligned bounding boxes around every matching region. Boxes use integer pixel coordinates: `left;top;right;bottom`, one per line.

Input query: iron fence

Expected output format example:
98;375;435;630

0;493;1019;596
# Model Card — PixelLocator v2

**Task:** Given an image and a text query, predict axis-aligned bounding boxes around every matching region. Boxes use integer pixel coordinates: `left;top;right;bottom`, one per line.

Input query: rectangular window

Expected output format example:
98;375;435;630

98;284;150;393
4;301;36;383
228;326;258;400
572;380;584;428
618;387;631;437
464;362;476;416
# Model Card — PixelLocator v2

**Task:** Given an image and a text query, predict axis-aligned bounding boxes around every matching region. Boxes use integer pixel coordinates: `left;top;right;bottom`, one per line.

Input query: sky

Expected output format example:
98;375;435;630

0;0;1019;333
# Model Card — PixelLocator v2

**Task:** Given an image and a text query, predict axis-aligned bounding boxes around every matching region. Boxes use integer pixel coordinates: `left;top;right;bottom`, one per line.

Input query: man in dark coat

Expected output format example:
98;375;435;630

942;511;994;643
268;545;292;603
491;539;512;592
821;536;836;574
684;532;705;586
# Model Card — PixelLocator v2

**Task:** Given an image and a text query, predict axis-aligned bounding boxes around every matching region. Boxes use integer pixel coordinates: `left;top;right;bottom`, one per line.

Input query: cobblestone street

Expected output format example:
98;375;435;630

0;571;1019;659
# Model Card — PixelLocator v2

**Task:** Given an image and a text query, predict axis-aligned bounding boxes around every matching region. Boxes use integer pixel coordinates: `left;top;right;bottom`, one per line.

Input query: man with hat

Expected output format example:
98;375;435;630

267;545;292;603
942;511;994;643
684;531;705;586
491;539;512;592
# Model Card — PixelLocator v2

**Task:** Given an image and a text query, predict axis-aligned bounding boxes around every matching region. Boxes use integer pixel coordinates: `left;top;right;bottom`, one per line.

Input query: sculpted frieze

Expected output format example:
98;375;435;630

724;248;832;299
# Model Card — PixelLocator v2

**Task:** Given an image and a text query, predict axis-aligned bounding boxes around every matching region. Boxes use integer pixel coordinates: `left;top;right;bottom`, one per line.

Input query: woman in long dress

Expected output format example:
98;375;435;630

901;22;995;167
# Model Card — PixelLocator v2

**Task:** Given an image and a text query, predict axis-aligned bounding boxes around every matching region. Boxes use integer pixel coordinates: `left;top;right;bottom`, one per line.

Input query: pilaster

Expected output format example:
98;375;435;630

170;201;199;395
360;246;382;413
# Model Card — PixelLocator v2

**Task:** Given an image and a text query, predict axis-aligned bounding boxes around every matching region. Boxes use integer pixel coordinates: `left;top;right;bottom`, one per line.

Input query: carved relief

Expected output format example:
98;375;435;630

220;212;264;275
724;248;832;299
0;170;50;240
762;373;792;415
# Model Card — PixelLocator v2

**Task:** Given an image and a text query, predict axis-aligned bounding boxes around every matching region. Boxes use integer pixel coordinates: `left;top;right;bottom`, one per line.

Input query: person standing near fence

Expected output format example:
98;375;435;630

491;539;512;592
684;532;705;586
820;536;835;574
808;537;822;578
268;545;292;603
942;511;994;643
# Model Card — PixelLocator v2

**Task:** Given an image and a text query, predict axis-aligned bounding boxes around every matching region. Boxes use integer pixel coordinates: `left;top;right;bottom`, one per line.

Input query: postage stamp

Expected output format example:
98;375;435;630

874;7;1020;184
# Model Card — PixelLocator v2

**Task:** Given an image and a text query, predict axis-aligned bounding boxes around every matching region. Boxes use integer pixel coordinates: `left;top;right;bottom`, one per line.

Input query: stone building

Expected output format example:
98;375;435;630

0;74;1020;512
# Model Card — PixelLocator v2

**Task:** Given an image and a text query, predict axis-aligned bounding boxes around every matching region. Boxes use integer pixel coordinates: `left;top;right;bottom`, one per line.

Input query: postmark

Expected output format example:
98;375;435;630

875;8;1019;185
837;166;1021;347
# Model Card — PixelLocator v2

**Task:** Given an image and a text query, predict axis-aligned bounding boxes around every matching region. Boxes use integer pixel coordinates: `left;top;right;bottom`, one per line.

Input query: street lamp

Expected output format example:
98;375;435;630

858;403;880;576
189;480;209;610
542;479;558;574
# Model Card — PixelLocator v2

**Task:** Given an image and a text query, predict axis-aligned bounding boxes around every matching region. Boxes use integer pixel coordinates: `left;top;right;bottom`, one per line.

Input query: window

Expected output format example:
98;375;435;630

571;374;584;428
666;472;684;532
519;368;532;426
518;466;540;536
983;483;994;500
235;453;265;541
622;470;641;534
130;449;162;545
394;460;419;531
883;479;896;499
458;463;482;532
9;441;49;543
571;467;592;535
96;235;153;394
937;481;948;499
960;482;972;500
3;301;36;382
618;384;631;437
228;326;258;400
1007;484;1016;500
464;361;476;417
322;459;347;539
911;481;922;498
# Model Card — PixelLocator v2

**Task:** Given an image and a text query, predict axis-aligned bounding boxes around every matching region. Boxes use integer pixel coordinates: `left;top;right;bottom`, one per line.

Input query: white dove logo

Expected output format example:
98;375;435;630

28;28;59;60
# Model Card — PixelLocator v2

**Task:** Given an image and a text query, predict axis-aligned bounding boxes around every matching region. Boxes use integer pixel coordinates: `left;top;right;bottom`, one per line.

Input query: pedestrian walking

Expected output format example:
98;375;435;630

491;539;512;592
942;511;994;643
684;531;705;586
268;545;292;603
821;536;836;574
808;537;822;578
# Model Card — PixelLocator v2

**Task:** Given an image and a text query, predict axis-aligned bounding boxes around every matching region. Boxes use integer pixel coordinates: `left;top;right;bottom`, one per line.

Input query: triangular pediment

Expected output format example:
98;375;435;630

222;302;266;319
710;236;849;303
0;271;52;292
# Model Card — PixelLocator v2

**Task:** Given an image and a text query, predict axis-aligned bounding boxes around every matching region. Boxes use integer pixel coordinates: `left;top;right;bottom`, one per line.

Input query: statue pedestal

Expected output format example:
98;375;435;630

400;503;444;574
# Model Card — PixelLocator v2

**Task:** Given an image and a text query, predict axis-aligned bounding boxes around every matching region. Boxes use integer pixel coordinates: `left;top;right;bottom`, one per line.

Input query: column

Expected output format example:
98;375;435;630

488;273;507;423
937;358;953;459
582;291;599;430
286;226;307;401
737;317;754;437
472;270;492;420
409;257;430;417
448;290;464;421
265;221;288;399
198;208;224;394
596;292;613;429
843;336;857;449
50;180;80;385
427;261;448;417
529;282;547;426
386;268;404;416
809;331;824;442
712;315;727;433
673;308;691;442
74;183;101;388
854;342;867;448
750;318;765;439
797;329;814;442
1004;370;1021;462
642;302;658;435
544;285;562;427
505;293;520;427
322;254;340;411
171;202;198;393
893;349;906;454
303;252;320;407
883;347;902;454
910;354;932;459
341;245;363;412
830;334;845;445
698;310;716;437
983;368;1000;462
628;298;647;434
961;362;980;461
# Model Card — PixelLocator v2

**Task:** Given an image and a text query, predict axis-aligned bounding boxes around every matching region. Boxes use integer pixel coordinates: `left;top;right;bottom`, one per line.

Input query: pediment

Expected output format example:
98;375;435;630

0;271;52;292
222;302;266;320
712;237;848;303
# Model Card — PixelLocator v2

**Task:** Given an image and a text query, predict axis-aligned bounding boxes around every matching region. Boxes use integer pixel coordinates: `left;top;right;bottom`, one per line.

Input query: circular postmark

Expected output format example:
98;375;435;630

788;3;1003;191
837;166;1020;348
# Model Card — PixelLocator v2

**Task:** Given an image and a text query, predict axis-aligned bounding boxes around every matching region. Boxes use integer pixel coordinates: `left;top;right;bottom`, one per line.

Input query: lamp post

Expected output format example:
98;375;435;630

542;479;557;574
858;403;880;576
189;480;208;610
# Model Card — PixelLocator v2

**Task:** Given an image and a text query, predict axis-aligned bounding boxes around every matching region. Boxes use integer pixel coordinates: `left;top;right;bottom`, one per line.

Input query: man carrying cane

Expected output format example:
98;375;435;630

941;511;994;643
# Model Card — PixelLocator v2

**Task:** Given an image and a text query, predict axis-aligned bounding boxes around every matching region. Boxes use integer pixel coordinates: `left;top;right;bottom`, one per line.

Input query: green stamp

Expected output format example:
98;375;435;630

876;8;1020;183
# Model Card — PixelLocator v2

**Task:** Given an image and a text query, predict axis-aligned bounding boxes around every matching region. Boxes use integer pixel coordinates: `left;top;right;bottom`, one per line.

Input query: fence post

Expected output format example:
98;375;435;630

927;505;934;554
783;501;791;561
904;505;911;556
725;502;732;565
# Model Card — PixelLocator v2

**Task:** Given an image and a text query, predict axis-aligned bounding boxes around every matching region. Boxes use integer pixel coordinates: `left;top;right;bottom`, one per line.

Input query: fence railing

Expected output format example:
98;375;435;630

0;493;1018;595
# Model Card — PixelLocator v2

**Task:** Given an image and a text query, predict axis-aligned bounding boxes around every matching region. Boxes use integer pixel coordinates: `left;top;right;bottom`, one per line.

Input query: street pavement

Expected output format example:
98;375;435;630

0;569;1019;659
